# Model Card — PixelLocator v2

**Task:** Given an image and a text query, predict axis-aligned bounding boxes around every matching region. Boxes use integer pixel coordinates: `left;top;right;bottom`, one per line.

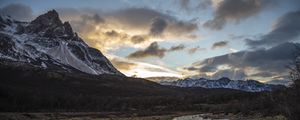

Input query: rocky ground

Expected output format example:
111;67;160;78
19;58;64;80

0;112;287;120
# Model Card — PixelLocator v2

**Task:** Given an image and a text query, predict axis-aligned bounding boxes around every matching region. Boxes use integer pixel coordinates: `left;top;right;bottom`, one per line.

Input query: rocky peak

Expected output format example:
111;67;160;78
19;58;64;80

63;22;73;36
0;15;13;31
31;10;62;27
218;77;231;81
25;10;75;39
0;10;123;76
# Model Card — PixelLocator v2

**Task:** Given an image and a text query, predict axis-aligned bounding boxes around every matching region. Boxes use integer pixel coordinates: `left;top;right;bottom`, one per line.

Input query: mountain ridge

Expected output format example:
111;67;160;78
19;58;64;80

0;10;123;76
159;77;284;92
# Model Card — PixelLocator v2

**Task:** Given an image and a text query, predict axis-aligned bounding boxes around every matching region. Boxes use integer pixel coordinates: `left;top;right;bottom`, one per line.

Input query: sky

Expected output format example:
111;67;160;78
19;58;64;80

1;0;300;83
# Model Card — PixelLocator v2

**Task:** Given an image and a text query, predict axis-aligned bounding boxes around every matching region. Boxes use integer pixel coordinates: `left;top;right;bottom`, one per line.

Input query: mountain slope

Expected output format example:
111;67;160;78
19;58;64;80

159;77;282;92
0;10;122;75
0;10;184;111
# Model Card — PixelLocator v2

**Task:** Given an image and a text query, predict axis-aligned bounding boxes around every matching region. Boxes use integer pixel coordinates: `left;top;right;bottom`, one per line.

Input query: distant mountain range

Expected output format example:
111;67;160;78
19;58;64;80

159;77;285;92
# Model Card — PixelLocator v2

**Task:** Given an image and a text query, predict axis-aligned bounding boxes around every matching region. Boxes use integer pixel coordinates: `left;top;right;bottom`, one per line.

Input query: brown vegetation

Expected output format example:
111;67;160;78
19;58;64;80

0;51;300;119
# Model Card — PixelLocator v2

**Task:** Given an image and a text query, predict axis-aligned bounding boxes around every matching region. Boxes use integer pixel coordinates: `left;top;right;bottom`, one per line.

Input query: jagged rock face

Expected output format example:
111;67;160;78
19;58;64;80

24;10;76;40
0;33;15;56
25;10;62;33
0;10;123;76
159;77;280;92
0;15;12;30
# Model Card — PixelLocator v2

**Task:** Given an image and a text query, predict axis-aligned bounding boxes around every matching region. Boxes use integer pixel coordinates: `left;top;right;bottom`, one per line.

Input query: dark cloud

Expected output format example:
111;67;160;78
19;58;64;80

56;8;81;19
127;42;186;59
80;14;105;25
196;0;212;10
267;79;292;86
188;48;198;54
186;67;247;80
169;44;185;51
103;30;149;45
109;8;198;39
150;17;168;36
188;46;206;54
246;10;300;48
212;41;228;49
110;8;167;29
56;8;106;34
103;30;130;40
178;0;212;11
0;3;34;21
105;30;119;37
188;42;300;81
199;65;217;72
179;0;190;10
166;20;198;38
130;35;147;44
185;66;199;71
249;72;275;78
228;34;257;41
212;69;247;80
204;0;274;30
54;7;198;52
92;14;105;23
127;42;167;59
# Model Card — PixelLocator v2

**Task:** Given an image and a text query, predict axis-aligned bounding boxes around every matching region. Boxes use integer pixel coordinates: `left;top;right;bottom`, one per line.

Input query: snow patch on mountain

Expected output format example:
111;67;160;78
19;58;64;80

48;41;99;75
159;77;281;92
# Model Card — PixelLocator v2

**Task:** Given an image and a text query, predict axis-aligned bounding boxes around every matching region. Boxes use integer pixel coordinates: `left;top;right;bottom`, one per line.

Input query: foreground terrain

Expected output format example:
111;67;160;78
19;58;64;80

0;112;287;120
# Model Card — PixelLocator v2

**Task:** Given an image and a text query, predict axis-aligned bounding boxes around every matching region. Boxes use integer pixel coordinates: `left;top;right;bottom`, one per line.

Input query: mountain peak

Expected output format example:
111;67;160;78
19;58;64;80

0;10;123;76
218;77;231;81
63;21;74;37
160;77;278;92
41;9;59;18
46;9;59;17
31;9;62;26
25;10;76;39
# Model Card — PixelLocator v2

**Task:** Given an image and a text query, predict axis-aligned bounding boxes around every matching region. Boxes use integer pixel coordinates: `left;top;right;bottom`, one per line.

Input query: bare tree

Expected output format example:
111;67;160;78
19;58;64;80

285;46;300;120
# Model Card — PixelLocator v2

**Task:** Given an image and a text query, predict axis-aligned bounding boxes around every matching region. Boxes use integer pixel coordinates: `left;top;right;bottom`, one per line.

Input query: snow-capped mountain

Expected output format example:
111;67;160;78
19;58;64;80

159;77;281;92
0;10;123;76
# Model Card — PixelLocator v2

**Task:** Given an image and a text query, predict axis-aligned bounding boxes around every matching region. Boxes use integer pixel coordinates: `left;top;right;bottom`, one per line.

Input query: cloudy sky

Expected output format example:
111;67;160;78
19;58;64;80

1;0;300;83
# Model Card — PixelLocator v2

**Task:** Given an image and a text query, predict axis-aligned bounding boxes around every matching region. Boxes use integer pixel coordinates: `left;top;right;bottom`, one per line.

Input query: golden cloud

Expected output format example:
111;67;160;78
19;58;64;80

57;7;199;52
